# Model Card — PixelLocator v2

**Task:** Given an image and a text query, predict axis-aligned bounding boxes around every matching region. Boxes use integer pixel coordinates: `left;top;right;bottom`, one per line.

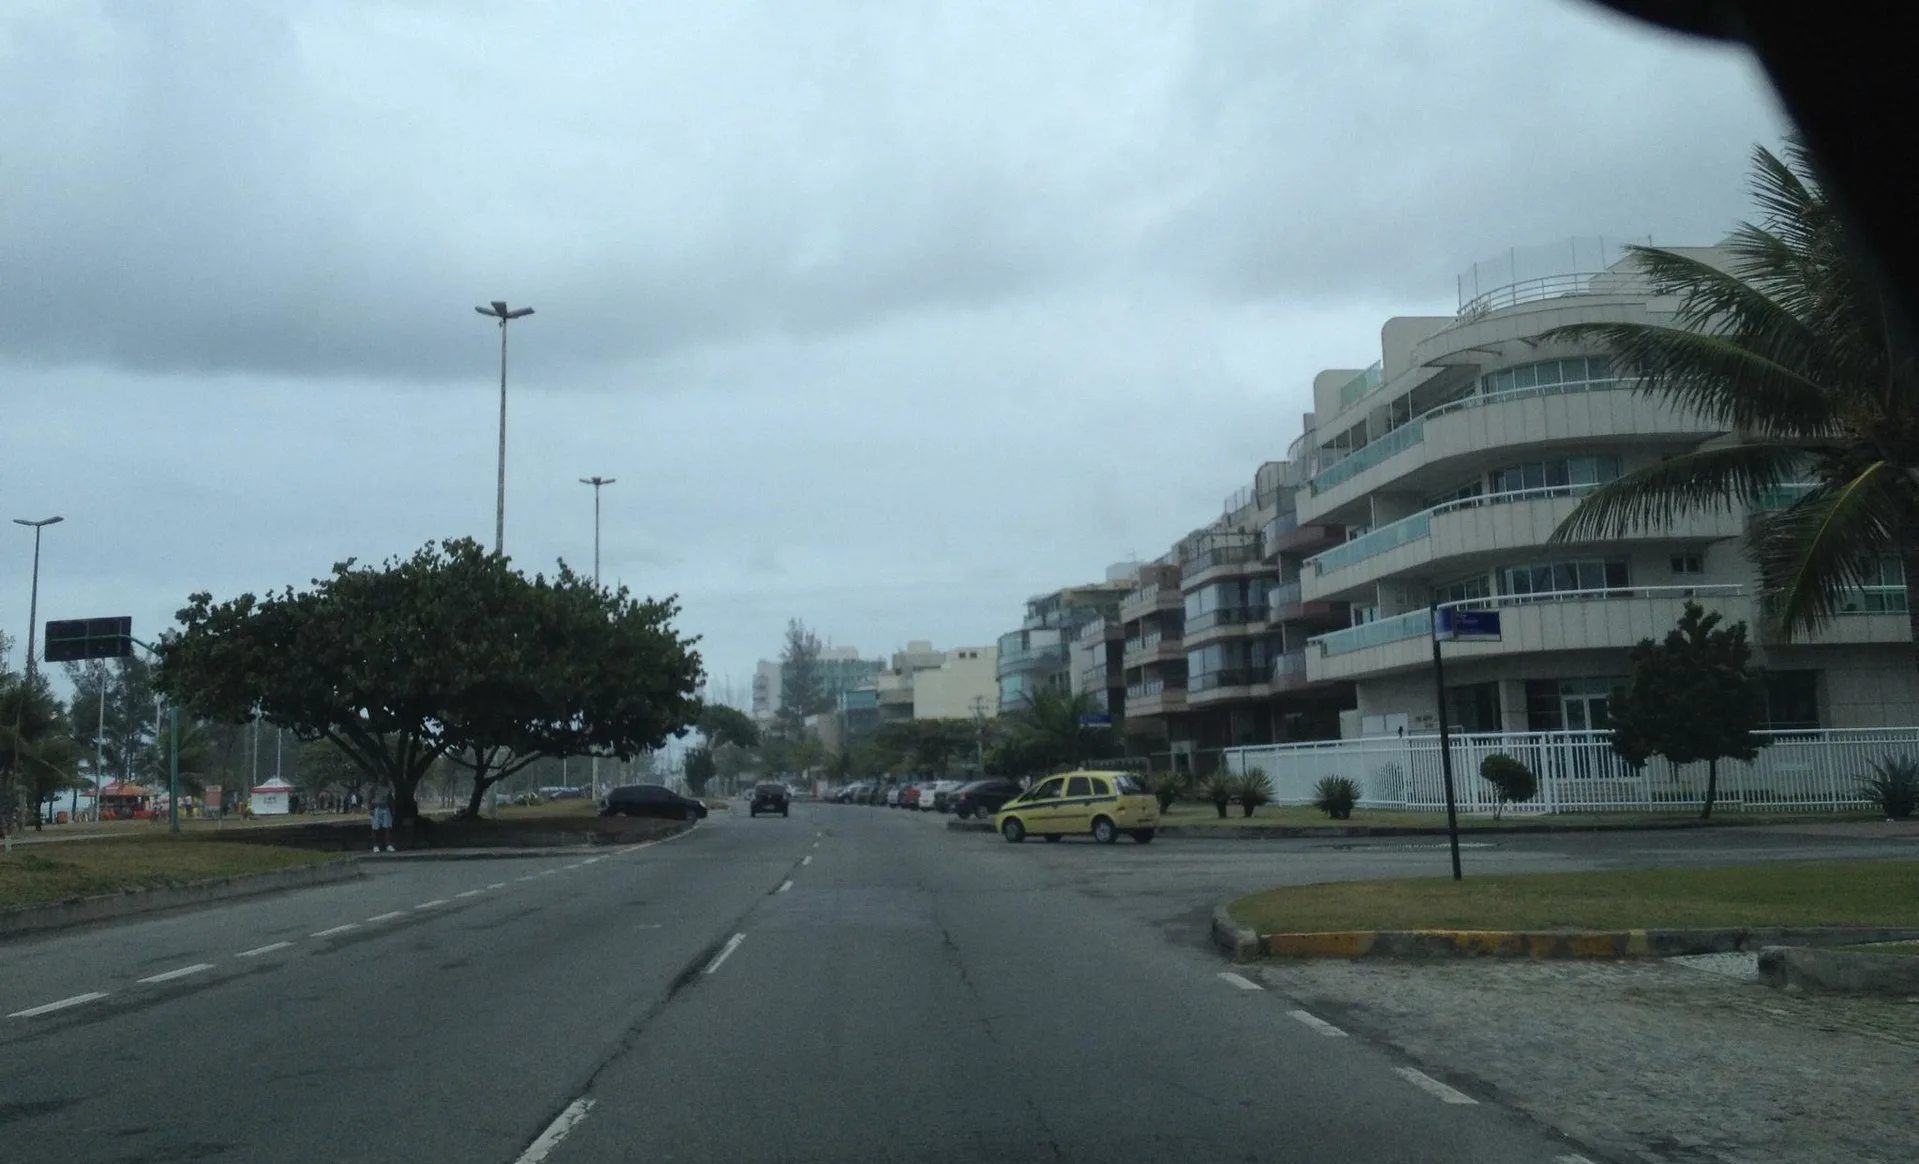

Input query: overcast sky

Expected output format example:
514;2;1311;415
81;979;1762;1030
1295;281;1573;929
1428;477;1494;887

0;0;1787;702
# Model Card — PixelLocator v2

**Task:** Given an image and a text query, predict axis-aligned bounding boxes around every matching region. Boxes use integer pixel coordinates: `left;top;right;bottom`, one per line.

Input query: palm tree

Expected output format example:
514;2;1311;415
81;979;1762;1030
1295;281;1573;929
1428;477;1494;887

1;674;86;831
1008;687;1120;772
1549;140;1919;664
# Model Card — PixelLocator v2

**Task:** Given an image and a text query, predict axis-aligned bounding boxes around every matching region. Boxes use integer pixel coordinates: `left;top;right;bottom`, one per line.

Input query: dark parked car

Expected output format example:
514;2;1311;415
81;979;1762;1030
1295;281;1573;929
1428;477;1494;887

950;779;1024;820
749;783;791;817
600;784;709;821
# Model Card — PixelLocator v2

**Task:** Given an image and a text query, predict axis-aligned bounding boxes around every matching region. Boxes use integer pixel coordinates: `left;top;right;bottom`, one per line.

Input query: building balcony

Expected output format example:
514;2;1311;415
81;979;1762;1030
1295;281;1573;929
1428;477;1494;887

1265;516;1343;557
1120;581;1182;621
1124;678;1187;717
1270;651;1310;692
877;685;914;706
1300;484;1746;602
1267;580;1345;627
1297;383;1724;523
1182;607;1264;648
1123;633;1184;666
1186;667;1272;706
1181;541;1266;589
997;642;1070;676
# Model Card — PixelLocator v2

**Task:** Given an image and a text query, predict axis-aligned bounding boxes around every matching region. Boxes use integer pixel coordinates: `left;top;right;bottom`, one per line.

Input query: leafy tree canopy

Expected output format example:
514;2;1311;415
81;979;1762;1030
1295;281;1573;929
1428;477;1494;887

696;702;760;751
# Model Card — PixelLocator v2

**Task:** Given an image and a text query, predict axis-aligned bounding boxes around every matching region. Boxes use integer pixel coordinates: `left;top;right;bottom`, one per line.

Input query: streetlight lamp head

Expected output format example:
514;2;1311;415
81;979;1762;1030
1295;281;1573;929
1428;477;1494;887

13;516;63;528
474;304;497;318
490;299;510;315
507;306;534;319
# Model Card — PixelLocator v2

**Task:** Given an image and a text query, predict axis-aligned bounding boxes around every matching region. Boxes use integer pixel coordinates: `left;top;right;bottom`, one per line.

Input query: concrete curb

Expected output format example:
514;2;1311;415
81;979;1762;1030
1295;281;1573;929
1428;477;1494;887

1209;904;1262;963
374;820;696;861
948;816;1905;839
1249;925;1919;960
1758;945;1919;994
0;858;362;940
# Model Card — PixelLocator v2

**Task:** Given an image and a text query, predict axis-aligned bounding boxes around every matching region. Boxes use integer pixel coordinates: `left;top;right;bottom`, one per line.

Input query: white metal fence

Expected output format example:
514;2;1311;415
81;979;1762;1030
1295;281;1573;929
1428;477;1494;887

1220;729;1919;814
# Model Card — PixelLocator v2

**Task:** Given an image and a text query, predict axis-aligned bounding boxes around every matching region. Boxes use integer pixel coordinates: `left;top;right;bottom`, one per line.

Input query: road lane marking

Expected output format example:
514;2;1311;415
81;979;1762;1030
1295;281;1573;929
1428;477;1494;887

538;870;557;877
1287;1010;1348;1037
801;855;812;866
138;963;214;985
414;899;447;910
456;889;482;898
517;874;538;882
704;932;746;975
312;924;358;938
583;857;603;864
9;992;110;1018
1555;1157;1598;1164
488;882;507;889
778;879;793;893
368;910;406;923
1218;971;1263;991
1394;1067;1477;1105
512;1097;595;1164
235;941;293;958
563;863;584;870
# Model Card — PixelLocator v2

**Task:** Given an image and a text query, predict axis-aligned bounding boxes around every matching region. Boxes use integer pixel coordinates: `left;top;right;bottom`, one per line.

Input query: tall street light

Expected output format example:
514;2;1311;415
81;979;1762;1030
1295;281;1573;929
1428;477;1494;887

13;516;64;683
474;300;535;555
579;476;616;586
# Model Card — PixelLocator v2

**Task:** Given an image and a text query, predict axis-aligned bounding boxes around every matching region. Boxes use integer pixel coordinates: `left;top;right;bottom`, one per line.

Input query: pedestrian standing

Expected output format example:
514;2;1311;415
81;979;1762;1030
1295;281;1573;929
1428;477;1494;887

370;783;395;853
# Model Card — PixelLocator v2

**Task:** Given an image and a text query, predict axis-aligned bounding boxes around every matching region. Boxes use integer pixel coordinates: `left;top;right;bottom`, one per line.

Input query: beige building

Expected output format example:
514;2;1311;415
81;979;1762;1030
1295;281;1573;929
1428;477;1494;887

912;645;1000;721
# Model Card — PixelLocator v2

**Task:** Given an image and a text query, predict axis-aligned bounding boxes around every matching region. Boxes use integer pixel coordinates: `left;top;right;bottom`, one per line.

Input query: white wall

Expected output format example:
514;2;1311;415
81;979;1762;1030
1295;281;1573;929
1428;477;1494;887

913;646;1000;721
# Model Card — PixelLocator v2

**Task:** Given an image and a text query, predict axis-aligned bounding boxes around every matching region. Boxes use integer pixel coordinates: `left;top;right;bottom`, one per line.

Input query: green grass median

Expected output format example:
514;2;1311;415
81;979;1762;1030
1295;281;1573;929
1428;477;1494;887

1227;861;1919;935
1158;804;1885;830
0;839;345;911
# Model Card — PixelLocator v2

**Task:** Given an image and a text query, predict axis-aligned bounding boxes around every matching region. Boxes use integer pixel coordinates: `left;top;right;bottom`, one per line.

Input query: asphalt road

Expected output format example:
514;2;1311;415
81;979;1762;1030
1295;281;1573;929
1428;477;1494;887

4;807;1908;1163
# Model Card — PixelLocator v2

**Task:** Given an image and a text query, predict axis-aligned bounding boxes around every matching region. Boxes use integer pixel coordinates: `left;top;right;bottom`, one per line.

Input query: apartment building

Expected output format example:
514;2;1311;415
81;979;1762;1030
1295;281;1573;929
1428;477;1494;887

1292;239;1913;733
997;569;1139;712
911;646;1001;721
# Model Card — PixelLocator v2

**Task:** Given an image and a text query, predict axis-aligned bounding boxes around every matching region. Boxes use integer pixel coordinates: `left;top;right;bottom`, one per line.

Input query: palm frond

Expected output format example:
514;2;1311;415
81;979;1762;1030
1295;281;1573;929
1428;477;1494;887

1550;443;1803;543
1748;464;1905;636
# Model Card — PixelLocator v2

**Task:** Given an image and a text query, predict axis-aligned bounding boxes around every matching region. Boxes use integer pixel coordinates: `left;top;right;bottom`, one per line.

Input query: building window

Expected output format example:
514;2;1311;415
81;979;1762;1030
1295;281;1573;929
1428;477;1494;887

1840;559;1909;614
1499;559;1629;598
1670;553;1703;575
1351;604;1378;627
1447;682;1501;733
1488;455;1621;495
1478;356;1615;398
1523;677;1624;732
1425;480;1485;510
1434;574;1492;606
1763;671;1820;730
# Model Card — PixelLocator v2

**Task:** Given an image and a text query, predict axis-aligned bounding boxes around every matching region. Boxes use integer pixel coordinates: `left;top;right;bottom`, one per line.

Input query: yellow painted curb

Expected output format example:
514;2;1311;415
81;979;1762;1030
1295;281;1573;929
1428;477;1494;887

1260;928;1645;959
1261;931;1379;958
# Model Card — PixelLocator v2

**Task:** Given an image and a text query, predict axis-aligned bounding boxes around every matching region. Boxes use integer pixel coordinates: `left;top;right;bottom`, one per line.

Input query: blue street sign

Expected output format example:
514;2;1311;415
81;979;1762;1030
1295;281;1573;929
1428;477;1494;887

1435;608;1502;642
1079;713;1113;727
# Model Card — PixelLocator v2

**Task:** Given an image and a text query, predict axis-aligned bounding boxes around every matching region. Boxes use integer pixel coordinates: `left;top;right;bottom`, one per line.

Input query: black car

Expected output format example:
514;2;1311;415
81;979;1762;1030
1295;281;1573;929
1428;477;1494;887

600;784;709;821
950;779;1024;820
749;783;790;817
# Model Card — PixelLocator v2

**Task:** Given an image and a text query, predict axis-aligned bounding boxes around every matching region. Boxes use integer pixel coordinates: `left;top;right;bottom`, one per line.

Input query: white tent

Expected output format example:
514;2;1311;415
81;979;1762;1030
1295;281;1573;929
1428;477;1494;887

250;779;295;815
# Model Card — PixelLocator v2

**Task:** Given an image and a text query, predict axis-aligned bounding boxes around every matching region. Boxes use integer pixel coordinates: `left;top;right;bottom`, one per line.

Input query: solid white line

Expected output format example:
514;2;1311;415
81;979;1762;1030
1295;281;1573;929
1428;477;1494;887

488;882;507;889
1218;971;1263;991
704;932;746;975
563;863;583;870
414;899;447;910
1394;1067;1478;1105
9;992;110;1018
778;879;793;893
512;1097;595;1164
1555;1156;1599;1164
138;963;214;985
801;855;812;866
1287;1009;1348;1037
367;910;406;923
235;941;293;958
456;889;482;898
312;924;358;938
516;874;538;882
538;870;556;877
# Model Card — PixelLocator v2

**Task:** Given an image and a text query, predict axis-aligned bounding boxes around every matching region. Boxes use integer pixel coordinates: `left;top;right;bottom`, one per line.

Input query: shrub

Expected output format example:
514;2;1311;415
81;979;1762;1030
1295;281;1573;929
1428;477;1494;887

1478;754;1538;820
1234;767;1273;818
1312;775;1360;820
1151;769;1185;812
1199;774;1234;819
1861;755;1919;820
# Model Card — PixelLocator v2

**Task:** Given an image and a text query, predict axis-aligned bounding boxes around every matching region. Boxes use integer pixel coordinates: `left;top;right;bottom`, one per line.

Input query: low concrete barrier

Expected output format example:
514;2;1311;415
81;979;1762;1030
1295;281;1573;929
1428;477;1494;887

1;859;362;940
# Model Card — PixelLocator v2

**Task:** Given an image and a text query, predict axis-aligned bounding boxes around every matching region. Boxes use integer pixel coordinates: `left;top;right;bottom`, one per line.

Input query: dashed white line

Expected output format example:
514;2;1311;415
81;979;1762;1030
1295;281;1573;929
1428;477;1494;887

488;882;507;889
777;879;793;893
516;874;538;882
311;924;358;938
563;863;584;870
512;1097;595;1164
1287;1009;1348;1037
704;932;746;975
1555;1156;1598;1164
538;870;557;877
235;941;293;958
368;910;406;923
456;889;482;898
9;992;110;1018
1217;971;1263;991
1394;1066;1478;1105
801;855;812;866
414;899;447;910
138;963;214;985
582;857;603;865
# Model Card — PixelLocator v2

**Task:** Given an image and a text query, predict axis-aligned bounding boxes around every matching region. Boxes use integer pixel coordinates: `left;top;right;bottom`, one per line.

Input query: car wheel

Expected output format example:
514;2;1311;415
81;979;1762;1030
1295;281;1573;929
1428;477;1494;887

1043;834;1062;843
749;808;757;817
781;808;789;817
1091;817;1118;845
1001;817;1026;844
1131;828;1156;844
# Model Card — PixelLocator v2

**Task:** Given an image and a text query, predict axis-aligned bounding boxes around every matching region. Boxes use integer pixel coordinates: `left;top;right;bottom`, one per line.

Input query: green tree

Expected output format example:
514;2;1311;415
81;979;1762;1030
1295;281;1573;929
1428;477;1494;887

1607;602;1771;819
696;702;760;750
1005;687;1120;773
135;715;217;798
683;746;717;796
776;620;829;736
1548;141;1919;661
292;737;368;808
2;672;85;830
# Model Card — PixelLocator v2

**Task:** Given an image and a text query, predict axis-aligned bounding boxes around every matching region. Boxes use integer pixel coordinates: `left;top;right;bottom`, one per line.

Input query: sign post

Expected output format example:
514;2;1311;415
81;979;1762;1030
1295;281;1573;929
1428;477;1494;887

1430;605;1503;882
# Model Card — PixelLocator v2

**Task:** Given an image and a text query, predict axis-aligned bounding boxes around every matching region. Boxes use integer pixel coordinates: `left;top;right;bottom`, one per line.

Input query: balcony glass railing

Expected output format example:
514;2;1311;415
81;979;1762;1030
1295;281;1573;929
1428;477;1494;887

1182;542;1261;573
1185;607;1259;634
1267;580;1302;617
1753;482;1816;512
1000;642;1069;671
1310;420;1425;495
1308;482;1601;577
1189;668;1266;693
1311;584;1753;659
1311;608;1432;657
1271;652;1307;684
1261;512;1299;550
1337;361;1383;409
1127;678;1180;699
1142;631;1163;649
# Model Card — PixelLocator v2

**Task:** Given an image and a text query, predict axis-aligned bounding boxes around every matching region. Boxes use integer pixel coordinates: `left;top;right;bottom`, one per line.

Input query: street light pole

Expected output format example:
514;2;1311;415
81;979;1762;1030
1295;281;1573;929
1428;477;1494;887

474;300;535;556
13;516;65;684
578;476;616;798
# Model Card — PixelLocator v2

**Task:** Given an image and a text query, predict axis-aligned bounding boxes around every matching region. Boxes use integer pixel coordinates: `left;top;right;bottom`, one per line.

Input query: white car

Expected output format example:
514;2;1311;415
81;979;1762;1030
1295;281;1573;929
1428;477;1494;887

916;782;942;810
928;779;967;811
885;786;902;807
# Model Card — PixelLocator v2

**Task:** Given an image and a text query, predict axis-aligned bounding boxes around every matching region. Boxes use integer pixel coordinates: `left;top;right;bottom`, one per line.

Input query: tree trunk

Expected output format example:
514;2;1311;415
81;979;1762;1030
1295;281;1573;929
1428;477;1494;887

1700;758;1718;820
1214;800;1228;819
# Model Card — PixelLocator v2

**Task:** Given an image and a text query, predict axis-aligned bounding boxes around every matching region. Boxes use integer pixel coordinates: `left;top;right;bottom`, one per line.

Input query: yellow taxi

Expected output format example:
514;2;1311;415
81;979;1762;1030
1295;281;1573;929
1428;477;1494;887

993;770;1159;845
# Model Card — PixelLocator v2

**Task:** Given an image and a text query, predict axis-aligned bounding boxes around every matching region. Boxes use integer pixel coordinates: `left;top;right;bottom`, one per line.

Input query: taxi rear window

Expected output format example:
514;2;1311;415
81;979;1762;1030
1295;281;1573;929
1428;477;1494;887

1110;773;1146;796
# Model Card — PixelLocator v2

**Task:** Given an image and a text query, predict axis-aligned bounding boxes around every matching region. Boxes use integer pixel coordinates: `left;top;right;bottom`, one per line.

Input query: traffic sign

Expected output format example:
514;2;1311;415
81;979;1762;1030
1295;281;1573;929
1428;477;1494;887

44;617;134;662
1434;608;1501;642
1078;713;1113;727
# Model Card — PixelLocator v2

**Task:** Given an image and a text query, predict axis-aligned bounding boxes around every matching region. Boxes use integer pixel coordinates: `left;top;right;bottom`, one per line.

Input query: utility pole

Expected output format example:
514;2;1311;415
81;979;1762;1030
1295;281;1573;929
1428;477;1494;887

474;300;536;555
971;695;989;775
578;476;616;797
